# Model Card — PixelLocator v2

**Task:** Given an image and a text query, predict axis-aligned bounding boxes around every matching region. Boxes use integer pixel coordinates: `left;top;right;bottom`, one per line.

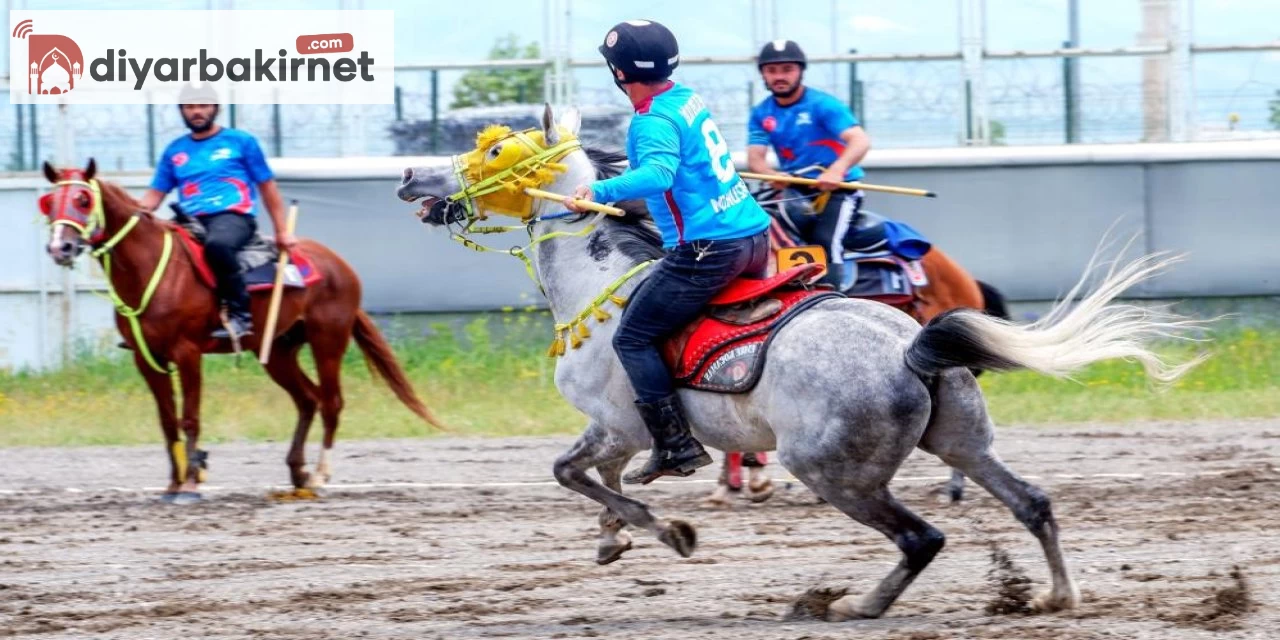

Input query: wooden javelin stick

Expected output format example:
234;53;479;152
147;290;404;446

525;187;626;216
739;172;937;198
259;200;299;365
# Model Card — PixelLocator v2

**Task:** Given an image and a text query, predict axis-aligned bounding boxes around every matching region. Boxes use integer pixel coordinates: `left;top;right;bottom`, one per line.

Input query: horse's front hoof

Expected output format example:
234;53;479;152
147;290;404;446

657;519;697;558
161;491;202;505
596;532;634;565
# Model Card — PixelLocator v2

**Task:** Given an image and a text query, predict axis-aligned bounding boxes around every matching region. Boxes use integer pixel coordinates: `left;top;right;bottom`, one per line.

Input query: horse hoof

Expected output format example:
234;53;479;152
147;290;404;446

161;492;202;505
784;586;850;621
1032;587;1081;613
657;519;697;558
268;488;321;502
746;480;775;503
596;537;633;565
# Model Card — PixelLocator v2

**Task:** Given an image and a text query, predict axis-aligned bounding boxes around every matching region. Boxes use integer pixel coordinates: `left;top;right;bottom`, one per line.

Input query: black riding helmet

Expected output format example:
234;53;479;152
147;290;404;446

599;19;680;87
757;39;807;69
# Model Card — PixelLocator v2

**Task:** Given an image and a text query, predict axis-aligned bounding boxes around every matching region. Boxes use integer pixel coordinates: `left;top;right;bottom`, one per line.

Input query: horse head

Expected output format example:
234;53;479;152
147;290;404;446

398;104;587;227
40;158;100;267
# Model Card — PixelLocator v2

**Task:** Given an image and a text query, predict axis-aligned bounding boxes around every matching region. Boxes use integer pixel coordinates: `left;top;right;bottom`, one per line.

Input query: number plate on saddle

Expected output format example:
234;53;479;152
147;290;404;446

776;246;828;274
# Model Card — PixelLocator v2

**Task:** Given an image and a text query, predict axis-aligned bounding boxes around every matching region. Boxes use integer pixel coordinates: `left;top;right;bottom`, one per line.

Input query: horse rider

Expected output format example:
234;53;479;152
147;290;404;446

563;19;773;485
746;39;873;288
135;82;297;339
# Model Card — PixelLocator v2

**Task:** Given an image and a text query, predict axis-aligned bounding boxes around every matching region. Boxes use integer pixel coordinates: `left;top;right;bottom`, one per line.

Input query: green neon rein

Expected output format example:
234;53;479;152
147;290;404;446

94;223;176;375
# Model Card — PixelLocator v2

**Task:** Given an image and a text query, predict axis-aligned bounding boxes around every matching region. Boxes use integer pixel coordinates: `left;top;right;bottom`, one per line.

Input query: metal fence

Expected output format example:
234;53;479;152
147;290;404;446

3;0;1278;171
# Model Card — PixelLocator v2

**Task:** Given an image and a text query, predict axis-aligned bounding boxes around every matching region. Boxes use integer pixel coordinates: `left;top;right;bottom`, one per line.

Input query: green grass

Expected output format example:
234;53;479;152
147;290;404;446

1;316;1277;448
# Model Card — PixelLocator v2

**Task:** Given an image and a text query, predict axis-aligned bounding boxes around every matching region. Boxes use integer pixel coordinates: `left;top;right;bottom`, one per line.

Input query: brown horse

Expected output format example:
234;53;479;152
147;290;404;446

41;159;444;503
707;208;1007;506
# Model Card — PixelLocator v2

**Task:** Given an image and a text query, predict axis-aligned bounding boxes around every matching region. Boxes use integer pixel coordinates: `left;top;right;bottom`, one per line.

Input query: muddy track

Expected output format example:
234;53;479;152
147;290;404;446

0;420;1276;639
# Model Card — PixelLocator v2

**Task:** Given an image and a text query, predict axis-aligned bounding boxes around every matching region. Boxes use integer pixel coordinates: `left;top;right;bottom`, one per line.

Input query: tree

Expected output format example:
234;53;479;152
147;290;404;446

1270;89;1280;130
989;119;1007;145
450;35;544;109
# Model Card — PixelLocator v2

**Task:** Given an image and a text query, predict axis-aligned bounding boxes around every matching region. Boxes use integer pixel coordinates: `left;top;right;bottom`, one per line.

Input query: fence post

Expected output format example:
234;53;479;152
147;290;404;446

430;69;439;154
848;48;864;126
29;104;39;168
394;85;403;121
271;104;283;156
15;104;25;170
146;104;156;167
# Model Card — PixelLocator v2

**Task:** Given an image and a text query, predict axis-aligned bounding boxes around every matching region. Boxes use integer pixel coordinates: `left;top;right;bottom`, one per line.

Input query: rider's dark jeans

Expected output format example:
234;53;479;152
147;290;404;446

201;212;256;316
613;231;770;404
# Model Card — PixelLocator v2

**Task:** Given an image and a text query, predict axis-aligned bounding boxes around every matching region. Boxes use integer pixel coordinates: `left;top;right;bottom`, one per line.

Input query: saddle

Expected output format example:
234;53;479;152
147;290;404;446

661;263;843;393
169;210;322;292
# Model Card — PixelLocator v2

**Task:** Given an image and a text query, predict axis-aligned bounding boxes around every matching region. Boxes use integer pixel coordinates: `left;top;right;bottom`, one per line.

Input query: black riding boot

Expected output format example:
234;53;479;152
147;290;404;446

211;280;254;340
623;394;713;485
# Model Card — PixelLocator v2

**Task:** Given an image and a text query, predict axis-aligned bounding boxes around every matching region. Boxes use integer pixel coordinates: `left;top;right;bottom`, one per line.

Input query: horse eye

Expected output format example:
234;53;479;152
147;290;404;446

76;192;91;208
487;145;501;159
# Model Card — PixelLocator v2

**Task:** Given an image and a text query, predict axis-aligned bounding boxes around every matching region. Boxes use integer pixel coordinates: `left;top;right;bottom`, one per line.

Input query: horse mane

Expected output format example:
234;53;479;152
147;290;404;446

582;144;664;263
96;179;155;221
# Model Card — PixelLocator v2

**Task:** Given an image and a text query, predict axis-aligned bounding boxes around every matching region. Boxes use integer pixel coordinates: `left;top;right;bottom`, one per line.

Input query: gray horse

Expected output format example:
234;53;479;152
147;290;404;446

397;106;1201;620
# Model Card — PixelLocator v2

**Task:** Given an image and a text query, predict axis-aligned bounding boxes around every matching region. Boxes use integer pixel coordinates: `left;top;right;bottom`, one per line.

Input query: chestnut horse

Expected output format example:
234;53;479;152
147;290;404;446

41;160;444;503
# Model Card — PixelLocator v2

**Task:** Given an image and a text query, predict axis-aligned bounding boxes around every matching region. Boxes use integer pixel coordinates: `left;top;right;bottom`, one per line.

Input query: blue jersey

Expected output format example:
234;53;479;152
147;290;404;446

747;87;865;181
151;128;274;217
591;82;770;248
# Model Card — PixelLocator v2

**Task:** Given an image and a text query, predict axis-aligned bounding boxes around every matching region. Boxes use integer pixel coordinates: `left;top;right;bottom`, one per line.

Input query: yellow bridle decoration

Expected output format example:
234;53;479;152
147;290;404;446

448;125;655;357
48;178;175;374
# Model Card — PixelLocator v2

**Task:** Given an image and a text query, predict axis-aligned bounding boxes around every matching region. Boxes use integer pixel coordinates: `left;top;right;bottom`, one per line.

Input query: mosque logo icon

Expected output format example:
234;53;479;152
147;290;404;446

12;20;85;95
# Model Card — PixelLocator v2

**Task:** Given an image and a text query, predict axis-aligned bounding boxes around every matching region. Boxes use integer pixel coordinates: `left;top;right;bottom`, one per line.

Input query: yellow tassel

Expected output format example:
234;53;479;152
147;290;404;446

609;295;628;308
576;322;591;339
592;306;612;322
569;330;583;349
546;337;563;358
476;124;512;149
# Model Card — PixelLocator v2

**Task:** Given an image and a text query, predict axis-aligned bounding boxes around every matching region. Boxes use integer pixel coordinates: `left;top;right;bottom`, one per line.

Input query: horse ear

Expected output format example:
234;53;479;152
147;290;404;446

558;107;582;137
84;158;97;181
43;161;58;183
542;103;560;145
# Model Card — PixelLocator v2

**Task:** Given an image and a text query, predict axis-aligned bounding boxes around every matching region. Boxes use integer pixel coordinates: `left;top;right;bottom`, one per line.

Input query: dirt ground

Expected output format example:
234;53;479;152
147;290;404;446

1;419;1277;639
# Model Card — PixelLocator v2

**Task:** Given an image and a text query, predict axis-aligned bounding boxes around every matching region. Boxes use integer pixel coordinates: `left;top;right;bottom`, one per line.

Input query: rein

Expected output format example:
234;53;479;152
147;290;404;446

445;129;655;358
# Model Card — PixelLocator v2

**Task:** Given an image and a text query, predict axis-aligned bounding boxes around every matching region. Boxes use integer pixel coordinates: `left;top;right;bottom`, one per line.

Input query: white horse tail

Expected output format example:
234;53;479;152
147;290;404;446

904;251;1208;384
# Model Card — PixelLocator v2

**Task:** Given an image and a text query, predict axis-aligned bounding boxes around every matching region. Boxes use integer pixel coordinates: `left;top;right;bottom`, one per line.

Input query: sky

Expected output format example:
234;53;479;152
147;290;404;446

4;0;1278;154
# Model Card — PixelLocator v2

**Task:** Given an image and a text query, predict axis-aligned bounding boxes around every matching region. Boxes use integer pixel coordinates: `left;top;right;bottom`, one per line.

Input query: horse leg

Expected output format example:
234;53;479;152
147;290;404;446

172;344;205;502
552;423;694;557
306;331;350;489
919;369;1079;612
594;456;634;564
261;343;319;489
136;355;182;496
801;481;946;620
947;469;966;503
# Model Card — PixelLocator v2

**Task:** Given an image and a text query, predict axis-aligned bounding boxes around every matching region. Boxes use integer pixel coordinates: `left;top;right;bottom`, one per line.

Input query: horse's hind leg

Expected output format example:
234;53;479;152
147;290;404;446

306;328;351;489
919;369;1080;612
805;483;946;620
262;342;319;489
553;423;694;558
594;456;634;564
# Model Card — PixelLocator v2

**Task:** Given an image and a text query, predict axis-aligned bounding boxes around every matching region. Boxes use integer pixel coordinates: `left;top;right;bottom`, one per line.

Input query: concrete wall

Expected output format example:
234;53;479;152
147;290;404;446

4;140;1278;371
